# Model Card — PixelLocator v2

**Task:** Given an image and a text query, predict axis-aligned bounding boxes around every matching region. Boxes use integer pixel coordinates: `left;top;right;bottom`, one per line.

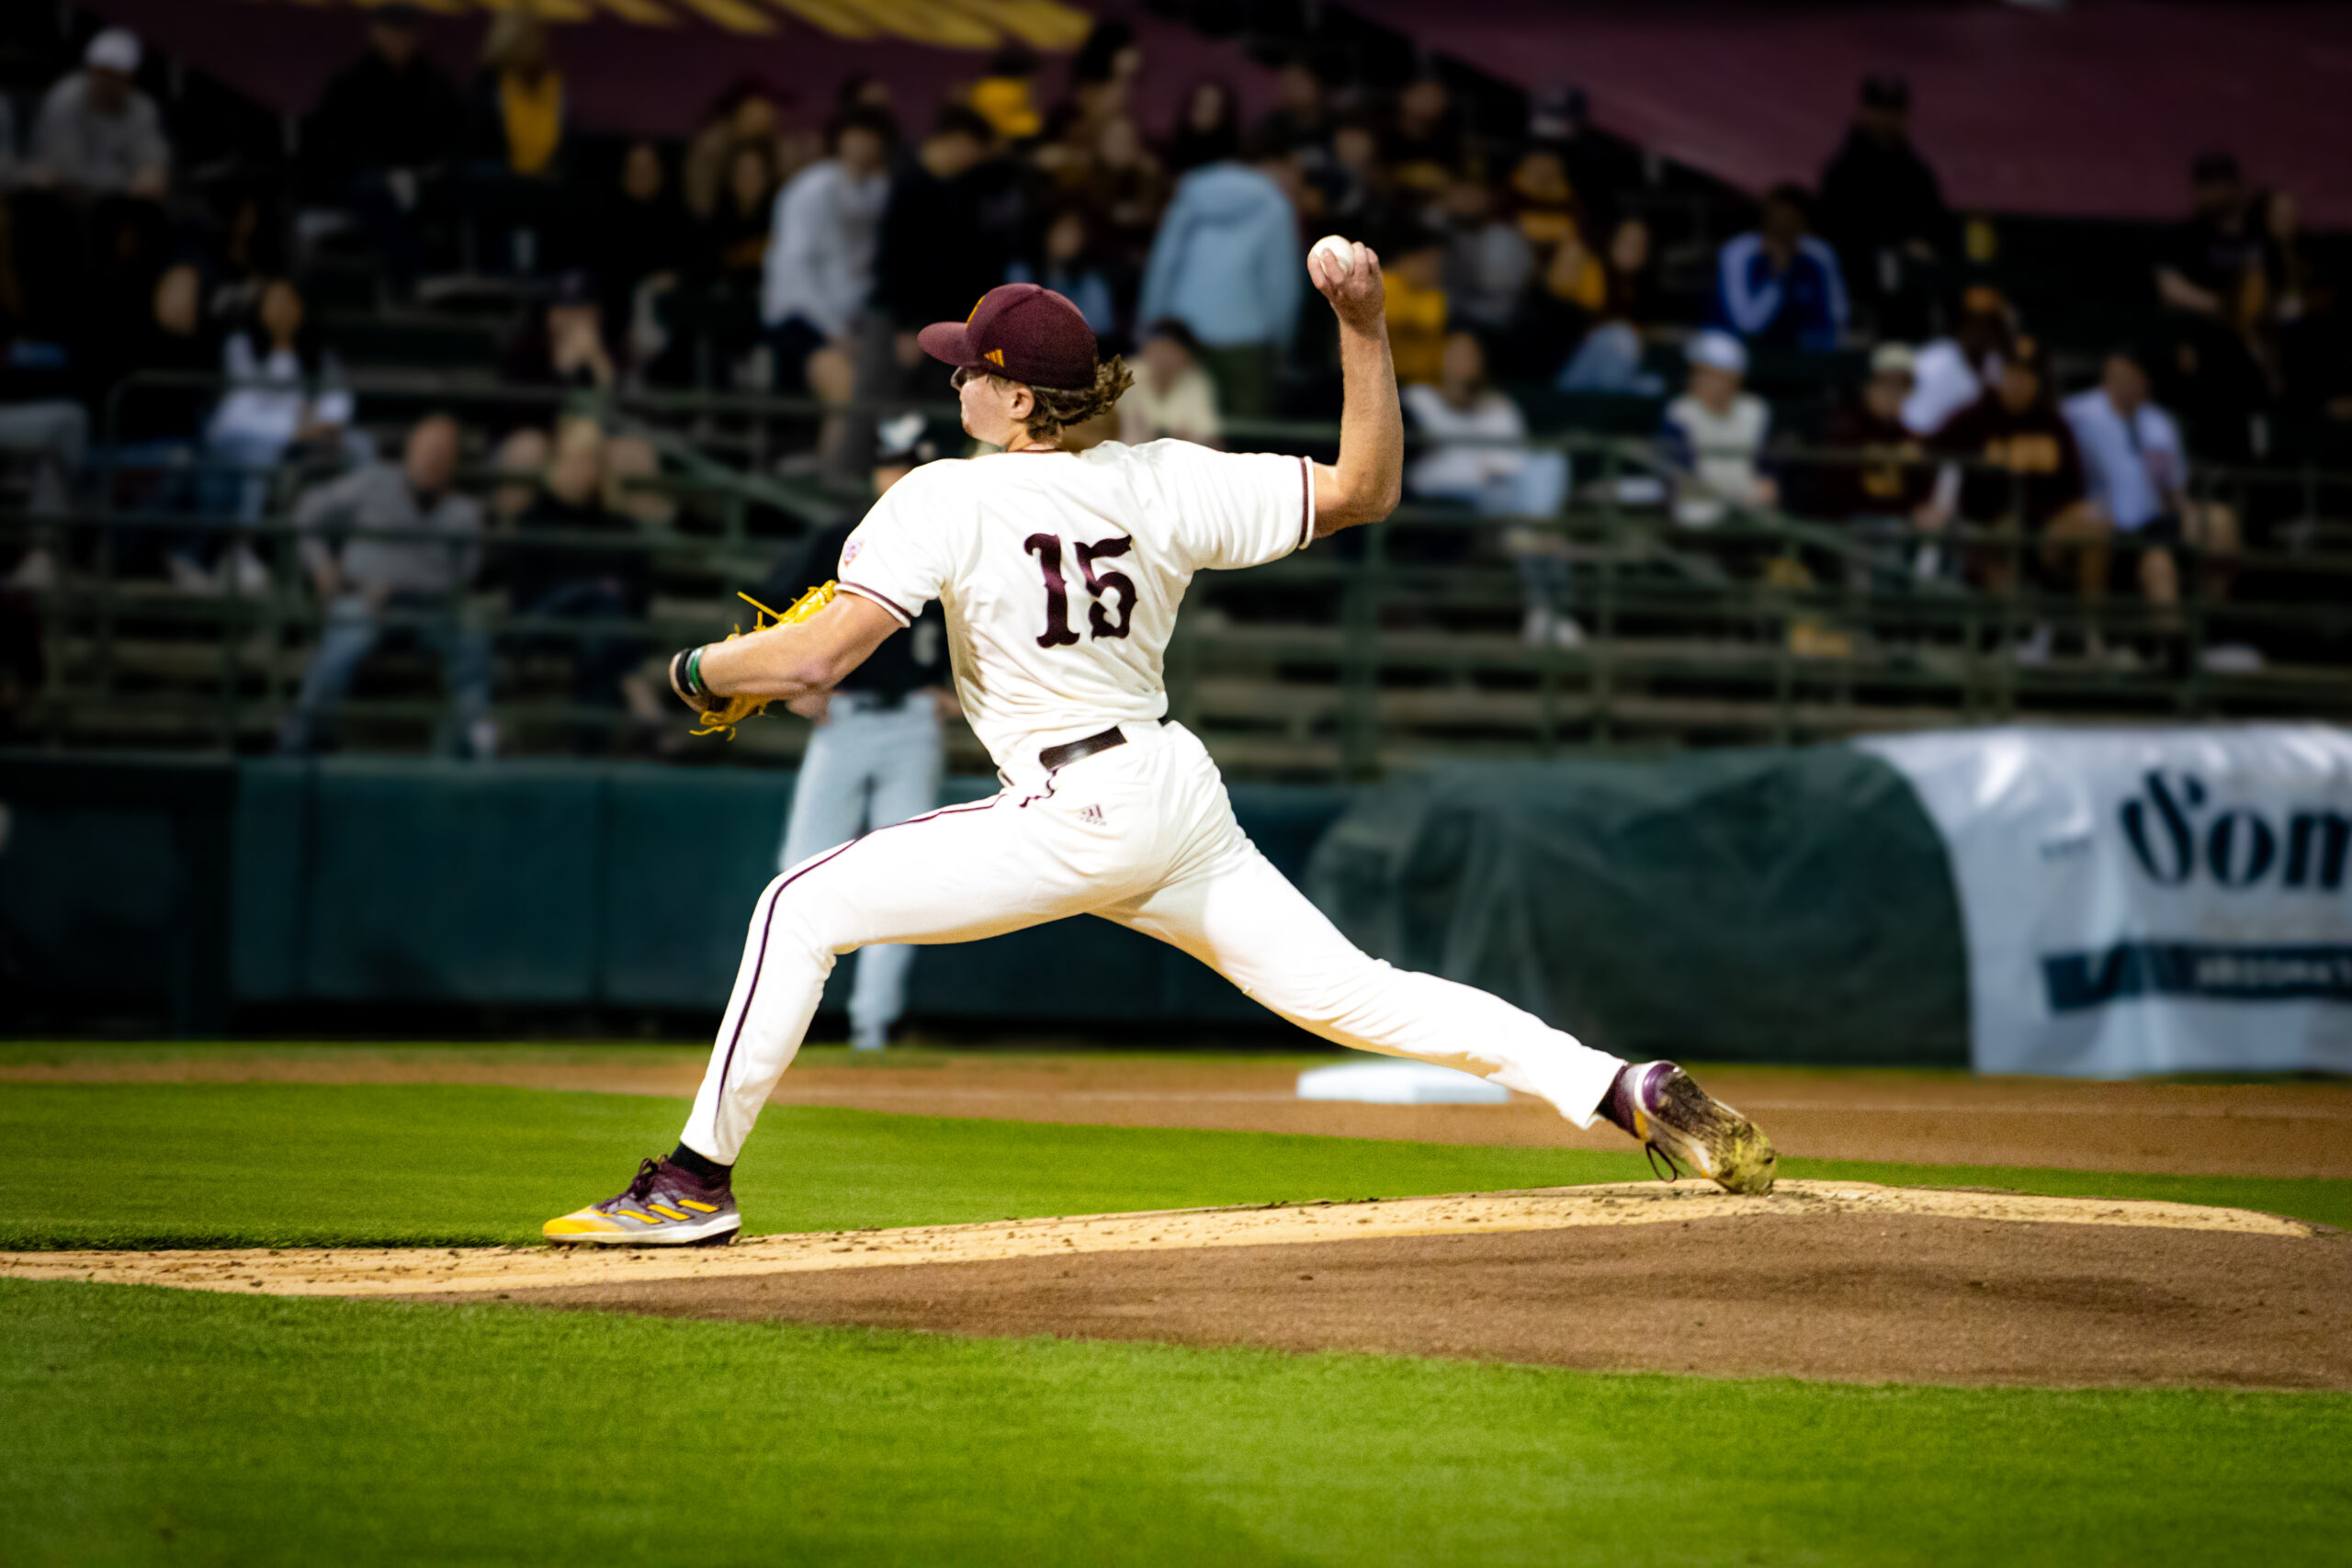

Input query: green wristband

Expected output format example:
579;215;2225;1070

684;646;707;696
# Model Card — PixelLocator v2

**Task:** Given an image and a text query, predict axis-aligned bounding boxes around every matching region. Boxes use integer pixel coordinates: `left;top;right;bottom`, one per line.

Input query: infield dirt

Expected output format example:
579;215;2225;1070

9;1181;2346;1390
471;1216;2350;1391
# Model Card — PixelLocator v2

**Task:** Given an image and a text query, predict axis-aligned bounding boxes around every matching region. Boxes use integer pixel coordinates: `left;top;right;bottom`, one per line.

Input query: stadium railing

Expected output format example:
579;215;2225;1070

6;374;2348;779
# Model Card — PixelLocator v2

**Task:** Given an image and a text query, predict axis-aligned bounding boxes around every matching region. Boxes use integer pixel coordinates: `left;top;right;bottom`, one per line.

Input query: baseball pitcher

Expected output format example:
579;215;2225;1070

547;244;1776;1246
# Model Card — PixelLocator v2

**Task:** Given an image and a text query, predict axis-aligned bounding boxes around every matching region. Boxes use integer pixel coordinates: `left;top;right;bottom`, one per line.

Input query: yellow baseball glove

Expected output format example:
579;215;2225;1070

669;581;837;739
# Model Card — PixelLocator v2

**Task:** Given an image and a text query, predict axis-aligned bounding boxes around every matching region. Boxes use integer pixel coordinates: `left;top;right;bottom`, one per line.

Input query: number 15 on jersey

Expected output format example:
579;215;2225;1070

1023;533;1136;648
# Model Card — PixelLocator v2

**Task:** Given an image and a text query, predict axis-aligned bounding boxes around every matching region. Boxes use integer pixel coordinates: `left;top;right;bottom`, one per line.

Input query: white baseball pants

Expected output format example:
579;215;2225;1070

682;720;1623;1164
777;699;943;1047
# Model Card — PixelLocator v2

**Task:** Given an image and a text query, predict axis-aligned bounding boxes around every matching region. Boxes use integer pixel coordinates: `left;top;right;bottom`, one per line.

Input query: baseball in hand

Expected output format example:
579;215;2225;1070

1309;234;1356;283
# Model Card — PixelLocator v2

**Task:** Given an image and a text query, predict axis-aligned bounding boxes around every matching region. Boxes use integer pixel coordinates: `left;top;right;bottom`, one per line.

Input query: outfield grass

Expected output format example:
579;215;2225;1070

5;1081;2350;1250
6;1279;2348;1567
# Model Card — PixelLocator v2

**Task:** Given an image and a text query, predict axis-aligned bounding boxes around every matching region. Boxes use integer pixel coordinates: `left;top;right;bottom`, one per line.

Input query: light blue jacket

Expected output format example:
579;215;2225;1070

1136;163;1301;350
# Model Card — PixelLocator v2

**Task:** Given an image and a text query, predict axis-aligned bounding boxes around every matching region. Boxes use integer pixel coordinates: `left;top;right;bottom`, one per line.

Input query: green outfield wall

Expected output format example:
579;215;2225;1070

0;750;1966;1063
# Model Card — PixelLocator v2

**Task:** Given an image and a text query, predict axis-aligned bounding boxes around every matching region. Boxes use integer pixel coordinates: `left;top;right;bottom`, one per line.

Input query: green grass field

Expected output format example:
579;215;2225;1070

3;1062;2348;1564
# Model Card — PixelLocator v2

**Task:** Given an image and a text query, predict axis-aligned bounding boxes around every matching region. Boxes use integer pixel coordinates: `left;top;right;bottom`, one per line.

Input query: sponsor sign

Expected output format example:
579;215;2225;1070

1860;726;2352;1076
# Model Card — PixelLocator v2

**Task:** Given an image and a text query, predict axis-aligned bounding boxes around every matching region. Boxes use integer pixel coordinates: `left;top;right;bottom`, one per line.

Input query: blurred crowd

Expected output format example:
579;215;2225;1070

2;6;2347;745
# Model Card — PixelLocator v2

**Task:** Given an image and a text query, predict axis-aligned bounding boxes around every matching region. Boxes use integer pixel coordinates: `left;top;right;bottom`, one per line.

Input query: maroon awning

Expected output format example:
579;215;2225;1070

1347;0;2350;227
82;0;1272;144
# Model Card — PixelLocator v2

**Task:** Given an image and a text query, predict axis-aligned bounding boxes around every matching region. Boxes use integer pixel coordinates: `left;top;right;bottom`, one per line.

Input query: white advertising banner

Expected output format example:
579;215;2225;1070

1860;725;2352;1077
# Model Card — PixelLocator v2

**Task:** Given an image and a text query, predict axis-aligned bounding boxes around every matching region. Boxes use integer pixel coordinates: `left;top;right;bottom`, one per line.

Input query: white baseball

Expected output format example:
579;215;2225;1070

1309;234;1356;281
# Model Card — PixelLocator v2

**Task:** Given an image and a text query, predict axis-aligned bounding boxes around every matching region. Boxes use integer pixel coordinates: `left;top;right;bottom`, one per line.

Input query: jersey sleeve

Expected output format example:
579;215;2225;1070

1136;440;1316;571
833;475;947;627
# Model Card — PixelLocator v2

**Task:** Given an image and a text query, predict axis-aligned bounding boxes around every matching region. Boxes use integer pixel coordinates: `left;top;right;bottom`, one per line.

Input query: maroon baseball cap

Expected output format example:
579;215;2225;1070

917;282;1098;390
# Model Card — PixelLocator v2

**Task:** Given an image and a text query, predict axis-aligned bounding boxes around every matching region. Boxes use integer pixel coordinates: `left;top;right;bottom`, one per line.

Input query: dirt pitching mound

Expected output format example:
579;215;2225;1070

8;1182;2346;1389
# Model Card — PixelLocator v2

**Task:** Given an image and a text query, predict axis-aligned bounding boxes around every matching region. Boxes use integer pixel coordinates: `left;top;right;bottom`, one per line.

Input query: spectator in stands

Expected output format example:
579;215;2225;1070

2256;187;2329;413
1165;81;1240;175
309;3;461;296
684;80;783;222
194;277;363;591
2156;152;2264;327
1494;147;1590;377
1922;337;2109;640
1506;146;1580;264
1259;59;1332;174
499;271;616;408
1008;208;1118;338
602;141;691;376
469;13;566;182
1401;332;1577;647
1903;286;2012;435
507;417;660;754
1385;74;1462;198
1812;343;1937;590
1661;331;1777;527
99;263;218;514
1438;175;1532;335
1525;85;1640;236
1555;218;1664;394
1384;230;1451;388
1137;138;1301;420
1078;115;1169;263
1713;185;1849;352
1817;75;1949;340
206;182;284;329
2064;349;2243;633
278;413;492;758
851;105;1015;483
762;107;894;393
972;47;1044;145
1117;319;1220;447
2148;153;2275;454
25;28;168;200
1511;213;1608;382
16;32;174;331
1321;110;1396;239
1067;20;1144;138
705;138;780;288
869;106;1004;372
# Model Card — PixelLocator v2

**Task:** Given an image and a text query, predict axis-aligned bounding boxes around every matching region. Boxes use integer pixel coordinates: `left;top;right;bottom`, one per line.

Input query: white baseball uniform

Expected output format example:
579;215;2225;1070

680;439;1623;1164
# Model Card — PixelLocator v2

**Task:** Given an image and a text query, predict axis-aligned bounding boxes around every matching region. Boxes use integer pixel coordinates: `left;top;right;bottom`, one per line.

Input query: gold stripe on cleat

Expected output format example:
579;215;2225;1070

615;1209;661;1224
677;1200;718;1213
543;1212;627;1236
647;1204;690;1221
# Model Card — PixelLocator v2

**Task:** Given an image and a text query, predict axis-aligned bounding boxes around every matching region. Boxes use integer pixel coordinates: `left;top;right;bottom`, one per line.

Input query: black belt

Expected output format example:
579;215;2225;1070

1039;721;1159;773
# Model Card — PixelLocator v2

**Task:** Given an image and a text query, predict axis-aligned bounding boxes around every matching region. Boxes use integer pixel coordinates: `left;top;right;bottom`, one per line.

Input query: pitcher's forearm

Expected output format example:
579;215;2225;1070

677;594;905;709
695;622;836;700
1316;322;1403;536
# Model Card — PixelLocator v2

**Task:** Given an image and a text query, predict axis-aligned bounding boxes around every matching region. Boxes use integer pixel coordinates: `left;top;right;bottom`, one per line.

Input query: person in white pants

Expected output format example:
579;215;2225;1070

545;256;1776;1247
763;417;955;1052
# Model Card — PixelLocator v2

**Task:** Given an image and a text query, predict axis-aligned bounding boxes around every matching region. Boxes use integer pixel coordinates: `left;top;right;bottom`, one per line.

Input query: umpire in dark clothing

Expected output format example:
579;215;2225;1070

763;413;954;1052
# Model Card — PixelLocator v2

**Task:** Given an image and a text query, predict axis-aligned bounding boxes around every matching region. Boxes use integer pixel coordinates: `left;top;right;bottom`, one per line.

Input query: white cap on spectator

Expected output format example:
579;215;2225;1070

1686;330;1747;376
1871;342;1918;378
85;28;141;73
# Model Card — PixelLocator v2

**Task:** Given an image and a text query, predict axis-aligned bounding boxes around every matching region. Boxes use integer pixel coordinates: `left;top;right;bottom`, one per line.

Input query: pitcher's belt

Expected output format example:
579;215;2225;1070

1038;719;1161;773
